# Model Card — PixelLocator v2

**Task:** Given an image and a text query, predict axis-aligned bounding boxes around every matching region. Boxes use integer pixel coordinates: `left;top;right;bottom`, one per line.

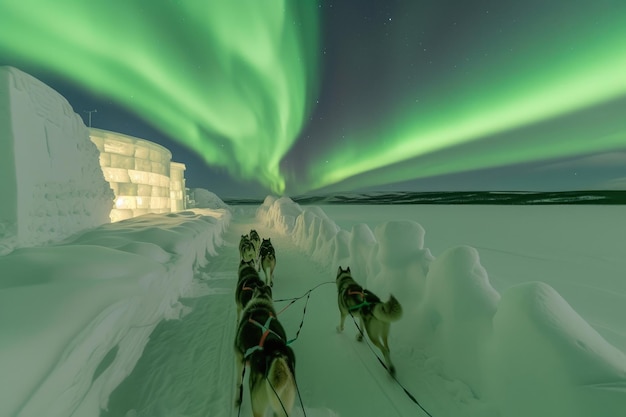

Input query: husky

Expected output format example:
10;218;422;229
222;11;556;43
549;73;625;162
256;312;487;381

234;285;296;417
239;234;256;265
235;259;265;322
258;238;276;287
249;229;261;266
336;266;403;375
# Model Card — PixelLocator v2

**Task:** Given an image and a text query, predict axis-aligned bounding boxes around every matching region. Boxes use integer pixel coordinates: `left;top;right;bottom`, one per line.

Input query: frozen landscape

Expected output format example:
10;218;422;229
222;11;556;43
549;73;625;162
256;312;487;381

1;67;625;417
2;195;626;417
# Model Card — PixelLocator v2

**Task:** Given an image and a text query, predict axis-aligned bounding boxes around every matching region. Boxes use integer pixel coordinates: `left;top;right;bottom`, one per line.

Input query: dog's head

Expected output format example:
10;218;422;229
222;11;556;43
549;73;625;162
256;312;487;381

239;258;255;271
336;266;353;287
337;266;351;278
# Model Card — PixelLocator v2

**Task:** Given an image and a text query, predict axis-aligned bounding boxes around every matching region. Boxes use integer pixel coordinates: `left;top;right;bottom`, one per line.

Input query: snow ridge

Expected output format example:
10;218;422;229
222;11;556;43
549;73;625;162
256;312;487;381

256;196;626;417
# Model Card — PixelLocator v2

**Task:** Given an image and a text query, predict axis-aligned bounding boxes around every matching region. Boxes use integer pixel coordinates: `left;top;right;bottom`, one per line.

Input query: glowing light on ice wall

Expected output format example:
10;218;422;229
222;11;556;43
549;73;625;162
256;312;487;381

0;0;319;195
90;129;186;222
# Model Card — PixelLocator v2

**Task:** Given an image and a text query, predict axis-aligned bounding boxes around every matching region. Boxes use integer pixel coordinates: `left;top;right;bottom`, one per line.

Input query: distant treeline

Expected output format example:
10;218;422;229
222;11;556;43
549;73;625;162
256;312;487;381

224;191;626;205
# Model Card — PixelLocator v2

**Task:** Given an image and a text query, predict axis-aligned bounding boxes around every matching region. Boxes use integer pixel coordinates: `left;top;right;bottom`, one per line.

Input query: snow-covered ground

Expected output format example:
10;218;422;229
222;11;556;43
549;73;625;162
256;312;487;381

0;208;231;417
3;195;625;417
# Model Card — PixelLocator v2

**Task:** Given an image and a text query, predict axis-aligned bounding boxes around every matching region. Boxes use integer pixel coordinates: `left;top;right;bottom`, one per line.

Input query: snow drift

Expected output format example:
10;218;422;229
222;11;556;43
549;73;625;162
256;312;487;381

256;196;626;417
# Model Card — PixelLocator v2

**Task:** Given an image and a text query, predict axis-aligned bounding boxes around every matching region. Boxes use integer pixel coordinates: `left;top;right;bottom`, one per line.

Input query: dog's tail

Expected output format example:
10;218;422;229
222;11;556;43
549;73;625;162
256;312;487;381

266;356;295;416
373;294;403;323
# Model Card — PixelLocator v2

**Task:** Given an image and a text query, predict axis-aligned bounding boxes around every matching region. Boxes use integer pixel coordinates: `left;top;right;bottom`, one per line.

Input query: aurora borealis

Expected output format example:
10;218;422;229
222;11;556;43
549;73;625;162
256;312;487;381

295;0;626;194
1;0;625;196
0;0;319;195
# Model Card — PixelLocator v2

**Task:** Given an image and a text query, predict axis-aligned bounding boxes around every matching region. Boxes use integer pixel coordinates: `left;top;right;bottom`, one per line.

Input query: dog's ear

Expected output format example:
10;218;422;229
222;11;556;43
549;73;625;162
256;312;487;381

347;266;351;272
337;266;343;274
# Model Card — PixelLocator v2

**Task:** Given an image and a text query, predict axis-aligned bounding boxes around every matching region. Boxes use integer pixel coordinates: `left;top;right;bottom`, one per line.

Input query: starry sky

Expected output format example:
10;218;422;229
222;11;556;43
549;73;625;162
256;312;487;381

1;0;625;198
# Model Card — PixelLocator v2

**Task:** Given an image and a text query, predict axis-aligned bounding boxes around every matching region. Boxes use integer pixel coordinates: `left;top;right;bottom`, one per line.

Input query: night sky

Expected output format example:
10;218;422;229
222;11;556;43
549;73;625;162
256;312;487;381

1;0;625;198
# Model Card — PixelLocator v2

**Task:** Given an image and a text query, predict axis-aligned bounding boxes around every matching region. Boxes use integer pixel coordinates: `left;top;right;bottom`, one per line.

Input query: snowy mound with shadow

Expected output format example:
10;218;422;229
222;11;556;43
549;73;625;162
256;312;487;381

0;209;231;417
256;195;626;417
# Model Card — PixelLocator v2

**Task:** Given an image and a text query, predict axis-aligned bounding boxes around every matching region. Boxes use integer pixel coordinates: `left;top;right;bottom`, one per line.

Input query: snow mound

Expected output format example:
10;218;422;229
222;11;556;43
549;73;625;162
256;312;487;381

486;281;626;417
189;188;230;211
256;195;303;234
0;208;231;417
257;195;626;417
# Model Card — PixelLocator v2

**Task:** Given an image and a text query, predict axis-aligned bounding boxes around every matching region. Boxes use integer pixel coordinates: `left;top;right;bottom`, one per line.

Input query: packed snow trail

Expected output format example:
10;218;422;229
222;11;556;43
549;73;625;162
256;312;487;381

103;207;481;417
102;212;242;417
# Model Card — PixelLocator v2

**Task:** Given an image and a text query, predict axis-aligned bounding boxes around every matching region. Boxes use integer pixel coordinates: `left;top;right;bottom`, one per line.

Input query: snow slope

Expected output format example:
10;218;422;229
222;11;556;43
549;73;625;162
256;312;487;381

2;196;625;417
0;208;230;417
100;198;626;417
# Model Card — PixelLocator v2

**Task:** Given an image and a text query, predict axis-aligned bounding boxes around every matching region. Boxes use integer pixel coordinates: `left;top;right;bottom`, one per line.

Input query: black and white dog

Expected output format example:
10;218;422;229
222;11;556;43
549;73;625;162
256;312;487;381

249;229;261;267
239;234;256;265
234;284;296;417
235;259;265;322
258;238;276;286
336;266;403;374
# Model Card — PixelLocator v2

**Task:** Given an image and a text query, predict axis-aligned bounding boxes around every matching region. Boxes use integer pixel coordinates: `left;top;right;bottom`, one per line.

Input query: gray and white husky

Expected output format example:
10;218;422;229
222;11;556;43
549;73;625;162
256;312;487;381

249;229;261;266
258;238;276;287
239;234;256;265
234;284;296;417
336;266;403;375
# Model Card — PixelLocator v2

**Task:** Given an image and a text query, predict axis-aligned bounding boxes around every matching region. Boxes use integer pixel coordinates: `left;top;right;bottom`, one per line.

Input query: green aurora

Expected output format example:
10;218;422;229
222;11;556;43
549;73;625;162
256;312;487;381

0;0;319;195
302;2;626;193
1;1;625;195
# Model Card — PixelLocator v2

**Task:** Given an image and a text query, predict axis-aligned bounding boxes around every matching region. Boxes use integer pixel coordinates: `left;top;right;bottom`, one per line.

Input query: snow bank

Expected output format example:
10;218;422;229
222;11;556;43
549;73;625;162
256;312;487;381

0;66;114;254
256;196;626;417
0;208;230;417
486;281;626;417
188;188;231;211
256;195;303;234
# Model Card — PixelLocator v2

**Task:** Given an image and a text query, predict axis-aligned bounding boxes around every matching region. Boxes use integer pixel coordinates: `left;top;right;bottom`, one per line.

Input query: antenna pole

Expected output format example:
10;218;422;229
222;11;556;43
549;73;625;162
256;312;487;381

84;109;97;127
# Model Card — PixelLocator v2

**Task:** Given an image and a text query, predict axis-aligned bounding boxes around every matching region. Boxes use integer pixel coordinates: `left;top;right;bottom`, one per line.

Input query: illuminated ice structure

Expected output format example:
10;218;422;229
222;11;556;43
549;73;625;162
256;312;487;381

89;128;187;222
0;66;114;253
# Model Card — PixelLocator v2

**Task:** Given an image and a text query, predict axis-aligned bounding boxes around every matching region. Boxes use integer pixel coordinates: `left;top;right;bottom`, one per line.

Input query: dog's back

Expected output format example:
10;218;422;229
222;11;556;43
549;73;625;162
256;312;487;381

235;260;264;317
336;267;401;322
335;266;402;375
234;288;296;416
239;235;256;263
249;229;261;252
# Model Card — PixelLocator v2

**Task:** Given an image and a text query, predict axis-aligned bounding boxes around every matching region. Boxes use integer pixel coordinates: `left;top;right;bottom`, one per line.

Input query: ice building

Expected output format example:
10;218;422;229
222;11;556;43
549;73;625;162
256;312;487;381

89;128;187;222
0;66;114;253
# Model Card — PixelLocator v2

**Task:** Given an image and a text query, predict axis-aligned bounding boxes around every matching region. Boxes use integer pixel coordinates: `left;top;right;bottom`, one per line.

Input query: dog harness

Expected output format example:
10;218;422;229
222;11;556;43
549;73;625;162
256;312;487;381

347;289;371;311
244;315;282;358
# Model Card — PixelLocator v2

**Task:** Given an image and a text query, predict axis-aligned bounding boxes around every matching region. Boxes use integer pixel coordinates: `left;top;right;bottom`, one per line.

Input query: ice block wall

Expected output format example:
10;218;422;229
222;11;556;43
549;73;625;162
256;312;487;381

89;128;186;222
169;161;186;212
0;66;114;254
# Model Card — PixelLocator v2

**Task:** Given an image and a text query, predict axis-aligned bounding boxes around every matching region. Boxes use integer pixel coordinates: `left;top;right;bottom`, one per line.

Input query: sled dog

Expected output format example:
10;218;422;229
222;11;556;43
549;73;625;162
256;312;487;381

249;229;261;266
235;259;265;322
239;234;256;265
336;266;403;374
234;285;296;417
258;238;276;286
